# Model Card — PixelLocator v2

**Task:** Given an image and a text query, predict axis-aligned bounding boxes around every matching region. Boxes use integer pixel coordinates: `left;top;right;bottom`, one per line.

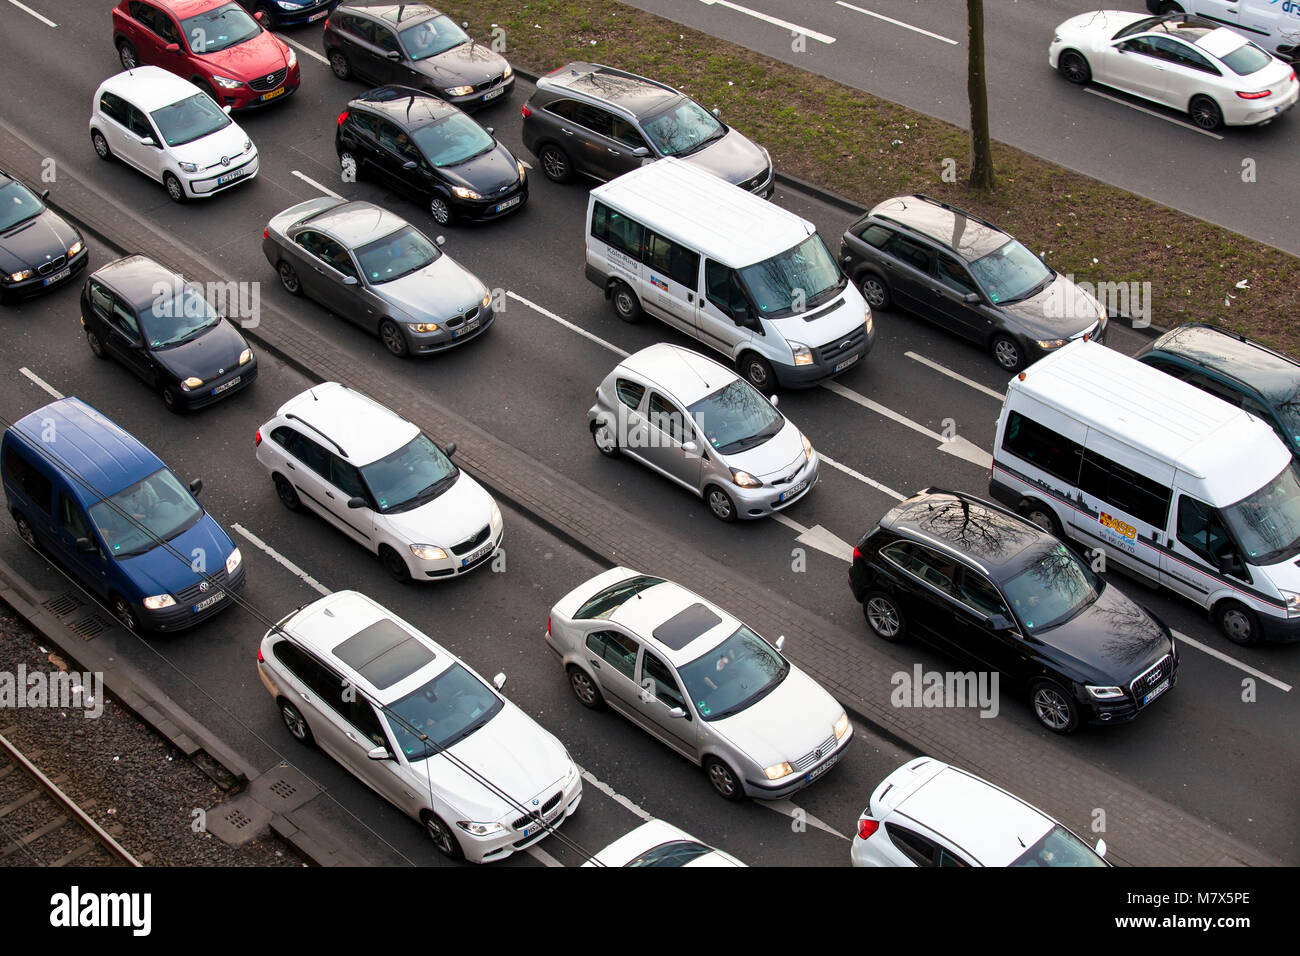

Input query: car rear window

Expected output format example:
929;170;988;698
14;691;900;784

575;574;664;619
1218;41;1273;76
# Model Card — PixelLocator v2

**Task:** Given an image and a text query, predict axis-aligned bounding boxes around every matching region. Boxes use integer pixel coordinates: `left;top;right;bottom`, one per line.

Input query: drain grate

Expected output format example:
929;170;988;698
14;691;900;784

223;808;255;831
68;616;108;640
269;779;298;801
42;595;80;617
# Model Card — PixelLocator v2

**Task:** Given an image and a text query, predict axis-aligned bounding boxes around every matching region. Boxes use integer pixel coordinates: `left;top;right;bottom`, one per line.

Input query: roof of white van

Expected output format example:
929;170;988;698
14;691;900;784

590;158;813;267
1010;341;1289;497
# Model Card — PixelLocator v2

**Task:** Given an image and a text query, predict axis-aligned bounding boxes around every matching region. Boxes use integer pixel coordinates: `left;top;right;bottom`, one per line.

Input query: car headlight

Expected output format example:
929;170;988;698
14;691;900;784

212;75;243;90
286;47;297;70
277;0;296;7
864;309;873;334
8;269;35;283
244;138;252;153
1283;591;1300;617
1036;338;1067;350
490;502;503;531
791;342;814;366
834;711;850;740
410;544;447;561
452;186;481;199
68;240;84;257
801;433;814;461
481;290;492;308
238;348;253;365
731;469;762;489
516;158;527;180
143;594;176;610
177;162;198;173
180;376;204;390
763;762;793;780
445;85;475;97
1086;685;1125;700
456;820;504;836
503;64;513;79
225;547;242;575
407;322;439;333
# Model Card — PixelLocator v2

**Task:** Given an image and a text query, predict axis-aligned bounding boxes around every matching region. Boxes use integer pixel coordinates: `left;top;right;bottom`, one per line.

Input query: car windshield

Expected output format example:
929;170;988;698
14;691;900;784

1001;544;1102;632
1010;825;1107;867
411;114;494;167
150;94;231;148
355;226;439;284
181;3;261;54
88;468;203;559
383;663;503;760
1219;41;1273;76
0;180;43;232
1222;463;1300;566
400;15;470;61
360;434;457;514
142;286;221;349
969;238;1053;305
738;234;844;318
677;624;789;721
626;841;714;867
641;98;725;157
689;380;784;455
1269;389;1300;449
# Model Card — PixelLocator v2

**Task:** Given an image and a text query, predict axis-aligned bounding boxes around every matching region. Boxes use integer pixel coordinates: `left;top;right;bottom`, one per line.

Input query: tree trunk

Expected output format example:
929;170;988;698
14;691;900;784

967;0;995;190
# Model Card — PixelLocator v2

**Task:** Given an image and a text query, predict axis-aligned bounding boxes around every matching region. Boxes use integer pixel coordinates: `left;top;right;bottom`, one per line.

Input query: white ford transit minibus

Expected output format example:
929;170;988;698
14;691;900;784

585;158;874;393
990;340;1300;646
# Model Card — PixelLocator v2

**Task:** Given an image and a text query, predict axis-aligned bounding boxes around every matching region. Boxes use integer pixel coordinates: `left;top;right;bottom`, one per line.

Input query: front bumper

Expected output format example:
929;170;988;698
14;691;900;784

732;453;820;519
2;245;90;299
187;153;260;198
137;561;247;633
472;772;582;864
447;178;528;222
1256;611;1300;643
265;1;336;27
1084;653;1178;725
446;76;516;112
773;328;874;388
407;305;495;355
216;69;302;111
176;358;258;410
741;725;853;800
417;526;504;580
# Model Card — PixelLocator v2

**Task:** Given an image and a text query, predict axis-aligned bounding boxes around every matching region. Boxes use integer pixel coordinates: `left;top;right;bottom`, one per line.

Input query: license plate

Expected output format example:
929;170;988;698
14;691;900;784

461;541;493;567
217;167;249;186
834;353;860;374
779;479;808;503
308;8;327;20
483;86;505;101
452;318;480;339
261;87;285;102
522;803;563;838
42;267;71;286
806;749;840;783
495;195;522;213
193;592;224;613
1142;678;1169;707
212;375;241;396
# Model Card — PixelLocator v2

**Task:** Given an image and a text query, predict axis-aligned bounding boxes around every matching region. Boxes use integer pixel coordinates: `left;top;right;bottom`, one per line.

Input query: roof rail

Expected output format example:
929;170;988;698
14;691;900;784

286;413;348;459
909;194;1002;233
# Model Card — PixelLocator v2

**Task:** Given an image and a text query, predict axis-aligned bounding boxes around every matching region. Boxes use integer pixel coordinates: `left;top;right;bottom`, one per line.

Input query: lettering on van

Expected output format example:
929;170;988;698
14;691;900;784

606;247;637;274
1099;511;1137;540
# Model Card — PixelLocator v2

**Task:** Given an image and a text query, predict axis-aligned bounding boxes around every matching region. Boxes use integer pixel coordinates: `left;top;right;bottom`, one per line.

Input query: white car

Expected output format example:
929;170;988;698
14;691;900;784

258;591;581;863
1049;10;1299;129
851;758;1110;867
254;382;502;582
89;65;259;202
584;820;746;867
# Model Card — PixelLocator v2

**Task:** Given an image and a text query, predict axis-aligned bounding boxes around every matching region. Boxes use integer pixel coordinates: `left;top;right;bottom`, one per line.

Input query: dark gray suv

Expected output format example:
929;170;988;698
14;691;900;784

839;195;1107;372
521;62;772;195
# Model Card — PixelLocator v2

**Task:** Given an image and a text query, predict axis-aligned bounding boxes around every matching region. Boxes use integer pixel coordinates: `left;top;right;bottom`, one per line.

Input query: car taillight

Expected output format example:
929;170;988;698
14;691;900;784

262;227;268;239
254;428;262;446
337;110;349;126
546;615;551;636
257;646;264;663
857;817;879;839
1237;89;1271;99
852;545;863;562
521;103;531;118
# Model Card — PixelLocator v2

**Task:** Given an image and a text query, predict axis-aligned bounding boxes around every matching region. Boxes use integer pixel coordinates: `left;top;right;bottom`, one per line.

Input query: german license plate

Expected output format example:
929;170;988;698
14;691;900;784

779;479;808;503
495;195;521;213
217;167;249;186
452;319;480;339
193;592;224;613
523;802;564;838
806;749;840;783
43;267;71;286
308;8;328;20
212;375;241;396
1143;678;1169;707
834;353;860;373
261;87;285;102
483;86;504;101
461;541;493;567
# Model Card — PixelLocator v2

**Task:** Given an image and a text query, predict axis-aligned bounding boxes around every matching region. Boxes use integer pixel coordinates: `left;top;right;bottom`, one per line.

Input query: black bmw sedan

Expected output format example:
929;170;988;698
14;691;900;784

0;170;89;303
80;256;257;412
335;85;527;227
848;488;1178;734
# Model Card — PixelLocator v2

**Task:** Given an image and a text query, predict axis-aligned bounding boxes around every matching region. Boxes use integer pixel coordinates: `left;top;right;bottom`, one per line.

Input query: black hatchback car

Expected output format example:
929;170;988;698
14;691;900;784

0;170;89;303
848;488;1177;734
80;256;257;412
336;85;527;226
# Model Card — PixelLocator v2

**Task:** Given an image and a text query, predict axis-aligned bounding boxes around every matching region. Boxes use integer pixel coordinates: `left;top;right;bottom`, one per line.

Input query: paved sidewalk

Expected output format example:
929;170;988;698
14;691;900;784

0;119;1275;867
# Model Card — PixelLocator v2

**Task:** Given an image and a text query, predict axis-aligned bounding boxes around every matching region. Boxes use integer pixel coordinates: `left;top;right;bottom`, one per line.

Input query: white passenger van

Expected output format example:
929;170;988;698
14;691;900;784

1147;2;1300;61
585;158;874;394
990;340;1300;646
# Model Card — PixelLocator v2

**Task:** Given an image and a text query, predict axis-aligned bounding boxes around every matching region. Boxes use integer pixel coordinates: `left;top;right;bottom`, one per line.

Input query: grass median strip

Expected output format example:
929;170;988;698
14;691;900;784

443;0;1299;354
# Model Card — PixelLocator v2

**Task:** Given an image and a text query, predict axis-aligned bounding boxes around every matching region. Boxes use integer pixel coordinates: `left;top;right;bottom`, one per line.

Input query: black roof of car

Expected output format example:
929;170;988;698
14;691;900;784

866;195;1009;263
1147;323;1300;406
350;85;457;126
880;489;1046;574
537;62;681;116
91;255;183;313
338;2;441;26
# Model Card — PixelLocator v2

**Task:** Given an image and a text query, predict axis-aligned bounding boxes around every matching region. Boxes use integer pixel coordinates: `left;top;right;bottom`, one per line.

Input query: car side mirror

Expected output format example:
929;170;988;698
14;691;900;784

987;613;1014;631
76;537;97;554
222;105;232;115
1216;553;1244;575
386;50;401;61
402;160;418;170
342;275;358;286
667;706;686;719
485;127;494;136
435;235;446;246
711;107;720;118
367;746;389;761
346;496;367;509
774;634;785;652
443;441;457;458
40;189;50;200
631;146;650;157
768;394;779;407
188;478;202;496
963;292;980;304
140;135;157;148
681;441;698;455
731;302;750;326
165;42;180;54
492;672;507;690
1095;839;1107;858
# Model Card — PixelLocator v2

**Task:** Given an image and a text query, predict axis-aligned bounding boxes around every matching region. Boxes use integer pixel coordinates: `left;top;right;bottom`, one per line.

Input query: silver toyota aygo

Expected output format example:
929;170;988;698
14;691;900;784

547;567;852;801
588;344;820;521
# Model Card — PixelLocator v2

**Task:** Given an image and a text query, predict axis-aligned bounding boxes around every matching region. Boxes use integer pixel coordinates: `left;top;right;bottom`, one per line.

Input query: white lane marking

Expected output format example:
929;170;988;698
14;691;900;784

291;170;343;199
905;351;1006;401
835;1;956;45
699;0;835;44
772;513;855;563
821;380;993;469
820;454;906;501
279;34;329;65
19;367;63;399
1084;88;1224;140
506;291;629;357
5;0;56;28
525;845;564;867
757;798;851;840
1173;630;1291;693
231;524;331;596
579;768;654;822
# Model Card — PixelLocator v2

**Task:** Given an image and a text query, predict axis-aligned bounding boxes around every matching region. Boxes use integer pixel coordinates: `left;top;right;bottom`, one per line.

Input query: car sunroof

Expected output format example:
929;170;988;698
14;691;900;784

334;618;435;690
652;602;722;650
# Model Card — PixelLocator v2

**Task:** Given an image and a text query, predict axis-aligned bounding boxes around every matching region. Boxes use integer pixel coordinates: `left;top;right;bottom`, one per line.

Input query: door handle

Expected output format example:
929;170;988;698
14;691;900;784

588;659;601;669
325;491;335;499
607;148;621;155
300;691;312;702
286;462;296;470
345;732;358;742
687;293;694;303
561;127;573;136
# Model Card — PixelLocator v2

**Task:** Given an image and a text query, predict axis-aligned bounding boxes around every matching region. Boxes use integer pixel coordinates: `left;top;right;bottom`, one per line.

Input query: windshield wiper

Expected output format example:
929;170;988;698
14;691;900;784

1000;274;1053;305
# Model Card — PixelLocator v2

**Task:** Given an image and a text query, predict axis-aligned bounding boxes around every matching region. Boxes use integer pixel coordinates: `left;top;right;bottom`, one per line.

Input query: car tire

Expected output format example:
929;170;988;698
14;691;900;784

117;39;139;71
590;419;620;457
705;485;738;523
858;271;891;310
91;129;112;162
273;474;302;512
86;329;107;358
990;333;1024;372
279;699;314;746
567;665;605;709
1157;2;1185;13
863;590;906;642
378;319;409;357
1189;95;1224;132
379;545;411;583
1030;680;1080;734
277;260;303;296
1058;50;1091;85
160;386;187;415
110;593;140;633
428;194;454;226
538;143;573;183
421;811;465;861
328;50;352;81
738;351;776;395
609;280;642;323
1017;498;1062;538
163;173;186;204
254;3;277;24
1215;600;1262;647
13;512;38;551
704;757;745;802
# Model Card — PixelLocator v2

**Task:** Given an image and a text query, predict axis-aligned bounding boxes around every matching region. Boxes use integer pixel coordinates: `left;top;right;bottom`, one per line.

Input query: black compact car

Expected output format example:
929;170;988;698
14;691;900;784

0;170;89;303
839;195;1108;372
336;85;527;226
848;488;1178;734
323;3;513;111
80;256;257;412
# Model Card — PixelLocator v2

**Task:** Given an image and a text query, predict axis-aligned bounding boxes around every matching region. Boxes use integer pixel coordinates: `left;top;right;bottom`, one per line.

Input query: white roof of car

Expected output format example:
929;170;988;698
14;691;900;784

275;382;419;467
617;344;739;407
590;158;813;267
1195;27;1250;59
609;579;738;667
98;66;208;112
586;819;743;867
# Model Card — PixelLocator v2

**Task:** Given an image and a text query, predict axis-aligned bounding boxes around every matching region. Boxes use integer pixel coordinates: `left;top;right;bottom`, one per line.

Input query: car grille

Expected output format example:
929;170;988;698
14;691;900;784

741;165;771;193
511;790;562;831
1070;320;1100;342
815;326;866;365
791;733;837;773
444;305;480;330
175;566;230;606
450;524;491;556
770;462;805;486
37;255;67;276
473;74;505;94
1130;653;1173;705
249;68;288;93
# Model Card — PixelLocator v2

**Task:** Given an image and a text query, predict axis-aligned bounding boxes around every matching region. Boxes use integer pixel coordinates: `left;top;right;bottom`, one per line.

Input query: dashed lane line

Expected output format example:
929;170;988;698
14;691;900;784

19;367;62;400
231;524;331;596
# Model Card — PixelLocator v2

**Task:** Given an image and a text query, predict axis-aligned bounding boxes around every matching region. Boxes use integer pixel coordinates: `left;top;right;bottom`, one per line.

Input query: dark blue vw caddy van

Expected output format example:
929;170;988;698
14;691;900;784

2;397;245;632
